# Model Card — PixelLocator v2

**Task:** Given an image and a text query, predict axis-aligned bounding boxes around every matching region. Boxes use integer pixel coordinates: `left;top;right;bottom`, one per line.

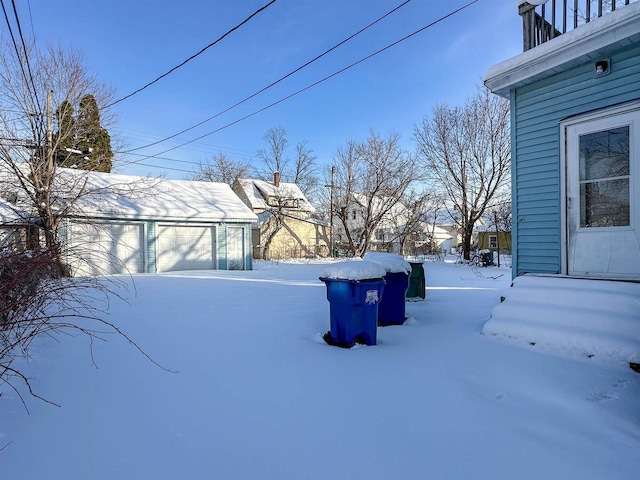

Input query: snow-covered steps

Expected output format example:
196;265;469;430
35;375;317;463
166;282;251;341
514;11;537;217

482;274;640;367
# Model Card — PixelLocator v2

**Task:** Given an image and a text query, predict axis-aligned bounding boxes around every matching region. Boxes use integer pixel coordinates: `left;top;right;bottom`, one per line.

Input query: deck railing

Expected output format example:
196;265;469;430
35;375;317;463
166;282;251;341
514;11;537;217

519;0;637;51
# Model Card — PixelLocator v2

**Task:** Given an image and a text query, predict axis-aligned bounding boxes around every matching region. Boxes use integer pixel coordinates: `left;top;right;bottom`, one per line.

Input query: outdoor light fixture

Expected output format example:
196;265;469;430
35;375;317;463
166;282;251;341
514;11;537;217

595;59;610;77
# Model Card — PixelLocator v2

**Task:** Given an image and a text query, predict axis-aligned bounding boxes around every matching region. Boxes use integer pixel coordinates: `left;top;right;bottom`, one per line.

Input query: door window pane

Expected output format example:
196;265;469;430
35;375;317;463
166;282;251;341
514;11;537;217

580;179;630;227
579;126;629;180
579;126;630;228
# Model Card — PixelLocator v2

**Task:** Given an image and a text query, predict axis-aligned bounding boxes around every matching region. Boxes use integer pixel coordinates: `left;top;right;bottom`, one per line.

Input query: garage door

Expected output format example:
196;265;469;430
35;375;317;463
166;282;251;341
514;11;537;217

67;222;145;276
157;225;215;272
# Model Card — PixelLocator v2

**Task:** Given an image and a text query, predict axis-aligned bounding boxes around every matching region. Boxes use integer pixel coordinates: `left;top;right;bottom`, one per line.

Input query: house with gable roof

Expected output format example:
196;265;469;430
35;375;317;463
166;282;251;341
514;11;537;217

233;172;329;260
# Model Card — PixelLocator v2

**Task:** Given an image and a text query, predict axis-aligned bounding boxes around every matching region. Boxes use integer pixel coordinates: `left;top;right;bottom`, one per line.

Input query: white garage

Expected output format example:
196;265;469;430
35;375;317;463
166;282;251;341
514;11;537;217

67;221;145;276
58;170;257;275
156;225;216;272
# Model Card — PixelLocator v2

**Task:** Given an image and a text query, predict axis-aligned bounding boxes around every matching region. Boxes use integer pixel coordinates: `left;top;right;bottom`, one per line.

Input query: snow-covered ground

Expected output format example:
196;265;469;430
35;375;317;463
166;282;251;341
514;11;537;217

1;258;639;479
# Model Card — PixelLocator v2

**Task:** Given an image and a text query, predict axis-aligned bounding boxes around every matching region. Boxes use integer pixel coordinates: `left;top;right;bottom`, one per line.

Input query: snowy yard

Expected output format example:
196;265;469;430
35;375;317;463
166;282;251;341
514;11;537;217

1;259;639;479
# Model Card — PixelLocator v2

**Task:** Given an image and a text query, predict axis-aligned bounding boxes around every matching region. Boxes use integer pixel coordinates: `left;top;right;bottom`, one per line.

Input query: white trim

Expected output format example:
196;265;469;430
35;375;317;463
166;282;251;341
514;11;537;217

485;2;640;97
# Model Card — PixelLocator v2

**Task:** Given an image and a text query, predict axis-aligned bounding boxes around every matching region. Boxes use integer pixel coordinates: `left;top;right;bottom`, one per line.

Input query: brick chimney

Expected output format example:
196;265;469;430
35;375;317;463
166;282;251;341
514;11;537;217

273;171;280;187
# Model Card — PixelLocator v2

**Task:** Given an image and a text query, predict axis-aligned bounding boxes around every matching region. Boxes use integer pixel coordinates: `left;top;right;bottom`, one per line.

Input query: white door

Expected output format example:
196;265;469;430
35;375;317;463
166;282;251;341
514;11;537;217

157;225;215;272
565;107;640;280
227;227;245;270
68;222;145;276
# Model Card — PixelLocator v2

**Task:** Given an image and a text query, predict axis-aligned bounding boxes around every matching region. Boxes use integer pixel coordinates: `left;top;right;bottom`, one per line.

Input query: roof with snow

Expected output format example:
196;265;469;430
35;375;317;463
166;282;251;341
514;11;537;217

0;201;31;224
235;178;315;214
1;165;258;223
67;170;258;222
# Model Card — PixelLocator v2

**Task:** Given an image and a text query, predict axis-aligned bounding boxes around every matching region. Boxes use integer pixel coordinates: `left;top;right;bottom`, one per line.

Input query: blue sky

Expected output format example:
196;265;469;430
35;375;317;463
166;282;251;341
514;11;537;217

26;0;522;179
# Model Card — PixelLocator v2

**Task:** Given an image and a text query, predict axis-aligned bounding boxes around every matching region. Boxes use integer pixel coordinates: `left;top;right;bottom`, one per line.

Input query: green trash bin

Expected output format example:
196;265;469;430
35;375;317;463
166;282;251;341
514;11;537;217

406;261;425;301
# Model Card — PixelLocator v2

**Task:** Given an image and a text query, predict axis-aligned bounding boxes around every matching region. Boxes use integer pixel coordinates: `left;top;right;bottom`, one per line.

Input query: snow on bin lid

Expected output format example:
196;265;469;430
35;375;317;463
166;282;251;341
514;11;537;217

320;260;386;281
362;252;411;274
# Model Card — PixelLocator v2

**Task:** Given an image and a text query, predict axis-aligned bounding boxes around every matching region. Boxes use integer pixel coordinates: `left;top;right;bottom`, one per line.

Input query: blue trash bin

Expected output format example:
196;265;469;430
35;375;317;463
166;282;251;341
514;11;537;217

363;252;411;326
319;261;386;347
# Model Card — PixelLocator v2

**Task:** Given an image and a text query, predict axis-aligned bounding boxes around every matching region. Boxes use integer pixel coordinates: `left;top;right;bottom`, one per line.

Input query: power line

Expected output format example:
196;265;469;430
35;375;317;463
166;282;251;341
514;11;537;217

105;0;278;109
120;151;202;166
0;0;41;116
10;0;41;113
124;161;193;174
114;126;256;158
124;0;414;153
131;0;479;167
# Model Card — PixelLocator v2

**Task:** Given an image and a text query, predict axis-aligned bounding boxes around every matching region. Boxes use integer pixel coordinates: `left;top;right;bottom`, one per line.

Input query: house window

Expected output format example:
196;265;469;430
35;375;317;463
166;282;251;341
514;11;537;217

489;235;497;249
282;198;300;208
352;210;357;220
579;126;630;228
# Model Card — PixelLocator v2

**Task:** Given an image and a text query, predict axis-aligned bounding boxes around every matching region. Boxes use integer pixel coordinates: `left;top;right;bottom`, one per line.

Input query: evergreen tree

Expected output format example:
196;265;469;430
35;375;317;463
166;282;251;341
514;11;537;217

53;100;75;166
55;94;113;172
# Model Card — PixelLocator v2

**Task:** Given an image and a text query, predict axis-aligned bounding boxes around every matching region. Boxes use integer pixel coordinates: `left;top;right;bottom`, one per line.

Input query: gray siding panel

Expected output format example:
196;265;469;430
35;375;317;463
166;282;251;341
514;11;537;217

512;41;640;276
244;224;253;270
146;221;156;273
218;223;227;270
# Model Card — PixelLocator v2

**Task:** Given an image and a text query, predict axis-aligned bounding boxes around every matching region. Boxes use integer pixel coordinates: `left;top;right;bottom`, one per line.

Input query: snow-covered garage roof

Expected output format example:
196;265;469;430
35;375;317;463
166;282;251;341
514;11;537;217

0;201;31;225
64;170;258;223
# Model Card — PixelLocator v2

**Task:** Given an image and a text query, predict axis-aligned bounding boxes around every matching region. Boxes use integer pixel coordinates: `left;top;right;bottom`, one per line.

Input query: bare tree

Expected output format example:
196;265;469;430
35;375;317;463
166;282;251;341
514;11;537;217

484;198;512;266
0;40;166;407
292;140;319;200
0;42;116;274
256;126;289;177
188;153;251;185
332;131;416;257
256;127;319;200
413;86;511;261
386;187;440;256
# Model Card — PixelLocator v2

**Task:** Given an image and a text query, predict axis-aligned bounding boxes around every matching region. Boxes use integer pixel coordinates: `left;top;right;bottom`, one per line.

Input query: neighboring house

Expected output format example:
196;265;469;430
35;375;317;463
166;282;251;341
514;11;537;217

333;193;408;255
485;0;640;281
334;197;454;256
1;168;258;274
475;226;512;252
431;210;485;252
233;173;329;260
404;223;453;256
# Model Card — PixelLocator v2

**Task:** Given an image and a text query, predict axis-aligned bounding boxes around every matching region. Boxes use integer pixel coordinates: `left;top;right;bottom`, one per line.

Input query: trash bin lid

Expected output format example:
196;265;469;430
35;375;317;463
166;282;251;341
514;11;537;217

320;260;386;281
363;252;411;274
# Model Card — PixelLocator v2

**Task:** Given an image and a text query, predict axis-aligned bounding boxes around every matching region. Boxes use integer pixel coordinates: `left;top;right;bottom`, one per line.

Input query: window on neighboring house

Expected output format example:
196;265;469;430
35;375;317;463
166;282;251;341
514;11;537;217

376;230;384;241
489;235;498;249
282;198;300;208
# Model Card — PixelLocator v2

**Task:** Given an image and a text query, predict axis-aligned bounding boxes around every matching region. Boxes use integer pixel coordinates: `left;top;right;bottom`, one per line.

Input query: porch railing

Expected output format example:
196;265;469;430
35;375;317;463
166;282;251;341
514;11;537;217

519;0;637;51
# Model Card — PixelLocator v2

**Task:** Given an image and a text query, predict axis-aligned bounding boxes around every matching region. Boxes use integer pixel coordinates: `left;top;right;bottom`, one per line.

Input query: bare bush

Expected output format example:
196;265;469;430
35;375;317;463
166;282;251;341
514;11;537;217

0;246;168;411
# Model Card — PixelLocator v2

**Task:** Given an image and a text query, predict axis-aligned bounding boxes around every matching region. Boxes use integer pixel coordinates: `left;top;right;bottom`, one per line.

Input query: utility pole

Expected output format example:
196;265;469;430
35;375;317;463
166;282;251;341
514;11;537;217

324;166;336;257
46;90;54;174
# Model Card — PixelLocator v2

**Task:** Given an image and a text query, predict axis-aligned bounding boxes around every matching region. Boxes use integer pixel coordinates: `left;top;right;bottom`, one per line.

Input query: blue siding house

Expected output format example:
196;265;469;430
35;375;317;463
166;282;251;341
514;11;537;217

485;0;640;281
